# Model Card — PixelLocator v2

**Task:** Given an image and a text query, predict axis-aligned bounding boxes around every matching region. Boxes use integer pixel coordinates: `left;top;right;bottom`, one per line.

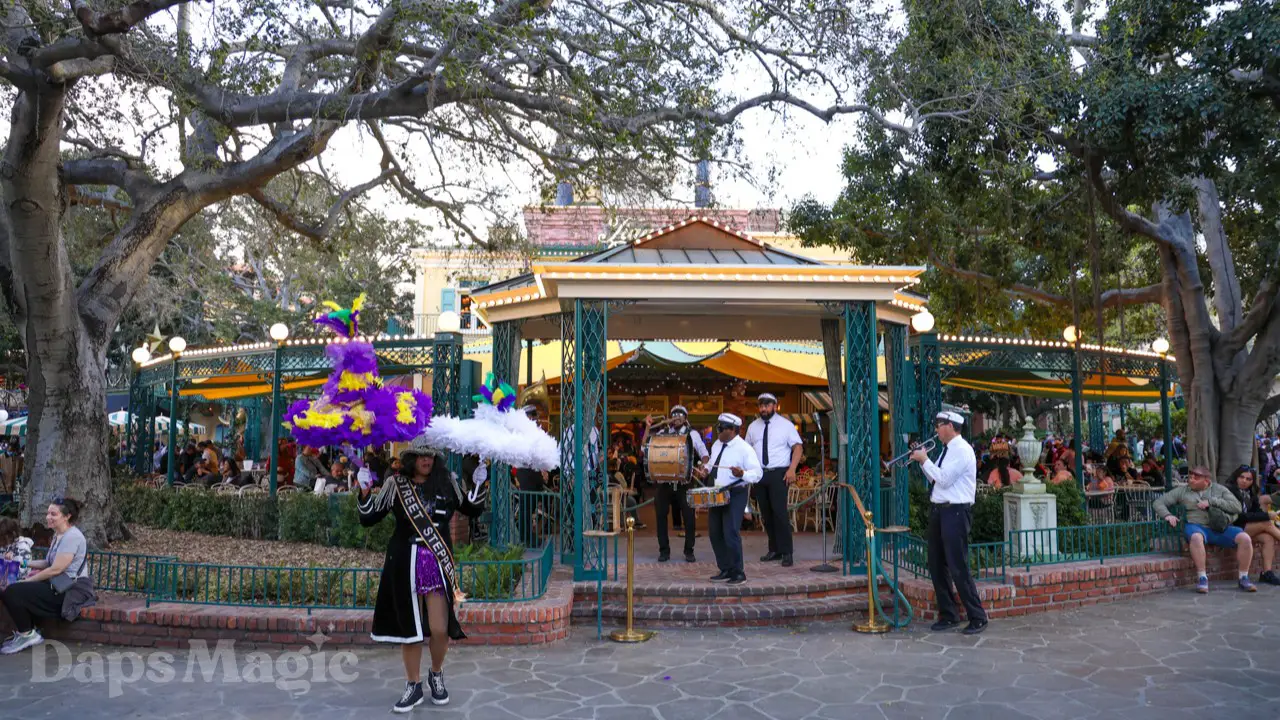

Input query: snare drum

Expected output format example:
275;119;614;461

686;486;730;509
646;434;691;484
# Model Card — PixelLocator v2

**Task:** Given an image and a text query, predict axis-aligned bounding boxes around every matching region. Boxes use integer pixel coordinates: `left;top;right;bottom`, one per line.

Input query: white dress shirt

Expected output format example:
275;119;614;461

920;435;977;504
745;414;803;469
702;436;763;488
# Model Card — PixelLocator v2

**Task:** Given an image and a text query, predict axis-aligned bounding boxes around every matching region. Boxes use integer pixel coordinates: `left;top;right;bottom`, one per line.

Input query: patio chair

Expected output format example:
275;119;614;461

212;483;238;496
237;485;265;496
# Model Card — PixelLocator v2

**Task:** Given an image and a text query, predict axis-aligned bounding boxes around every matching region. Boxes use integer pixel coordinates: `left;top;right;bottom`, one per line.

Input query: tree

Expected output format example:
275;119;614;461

791;0;1279;480
1;0;969;543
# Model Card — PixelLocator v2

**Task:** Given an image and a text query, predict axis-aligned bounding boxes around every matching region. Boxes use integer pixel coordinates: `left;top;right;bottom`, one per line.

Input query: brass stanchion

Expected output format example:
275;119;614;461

609;517;656;643
854;508;890;634
838;483;911;634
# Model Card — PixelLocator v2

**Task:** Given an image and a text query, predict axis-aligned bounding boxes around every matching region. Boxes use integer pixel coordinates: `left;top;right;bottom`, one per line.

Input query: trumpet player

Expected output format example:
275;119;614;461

641;406;709;563
909;411;988;636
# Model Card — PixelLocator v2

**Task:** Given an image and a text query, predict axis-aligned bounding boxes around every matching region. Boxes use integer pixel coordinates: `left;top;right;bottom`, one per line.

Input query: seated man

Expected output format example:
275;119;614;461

293;446;329;492
1154;466;1254;593
1048;460;1074;485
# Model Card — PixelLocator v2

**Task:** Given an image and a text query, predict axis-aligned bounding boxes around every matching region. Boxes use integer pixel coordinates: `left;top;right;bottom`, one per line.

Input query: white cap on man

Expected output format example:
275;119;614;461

757;392;778;404
934;410;965;426
671;405;688;417
716;413;743;428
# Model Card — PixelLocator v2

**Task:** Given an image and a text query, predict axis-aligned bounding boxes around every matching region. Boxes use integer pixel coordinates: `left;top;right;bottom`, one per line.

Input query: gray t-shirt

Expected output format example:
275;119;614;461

48;526;89;581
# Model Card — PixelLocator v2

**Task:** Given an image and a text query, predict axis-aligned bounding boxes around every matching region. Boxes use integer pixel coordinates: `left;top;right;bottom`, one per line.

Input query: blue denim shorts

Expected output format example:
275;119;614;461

1185;523;1245;549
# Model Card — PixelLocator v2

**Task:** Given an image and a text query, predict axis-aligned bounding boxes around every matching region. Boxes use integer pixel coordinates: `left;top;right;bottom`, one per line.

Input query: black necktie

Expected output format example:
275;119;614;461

937;445;948;468
712;444;727;480
762;419;771;467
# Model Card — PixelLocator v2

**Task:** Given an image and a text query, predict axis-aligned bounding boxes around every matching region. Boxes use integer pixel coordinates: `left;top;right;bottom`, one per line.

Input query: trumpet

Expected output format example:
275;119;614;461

883;435;939;469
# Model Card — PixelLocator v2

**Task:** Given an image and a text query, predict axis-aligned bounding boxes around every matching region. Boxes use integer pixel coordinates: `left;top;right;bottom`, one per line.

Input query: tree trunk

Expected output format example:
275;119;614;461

22;323;124;545
1;83;125;545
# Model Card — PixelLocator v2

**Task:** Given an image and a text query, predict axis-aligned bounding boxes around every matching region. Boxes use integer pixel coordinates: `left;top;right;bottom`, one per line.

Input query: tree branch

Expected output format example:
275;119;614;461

248;169;393;242
929;255;1163;310
71;0;192;36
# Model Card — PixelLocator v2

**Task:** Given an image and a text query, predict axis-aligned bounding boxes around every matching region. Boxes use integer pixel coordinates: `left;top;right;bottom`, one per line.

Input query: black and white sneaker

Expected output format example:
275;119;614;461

393;681;424;713
428;670;450;705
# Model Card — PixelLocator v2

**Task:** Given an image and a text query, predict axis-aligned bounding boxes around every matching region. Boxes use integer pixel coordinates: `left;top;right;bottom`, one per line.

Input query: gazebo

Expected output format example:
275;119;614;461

470;216;929;580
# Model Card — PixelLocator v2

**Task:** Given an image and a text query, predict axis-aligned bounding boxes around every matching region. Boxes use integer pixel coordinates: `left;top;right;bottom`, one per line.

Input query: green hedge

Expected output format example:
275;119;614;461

115;483;395;549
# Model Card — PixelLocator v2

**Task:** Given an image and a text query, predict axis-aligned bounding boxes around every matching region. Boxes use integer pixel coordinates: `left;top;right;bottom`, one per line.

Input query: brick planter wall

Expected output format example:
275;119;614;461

33;580;572;650
903;545;1268;622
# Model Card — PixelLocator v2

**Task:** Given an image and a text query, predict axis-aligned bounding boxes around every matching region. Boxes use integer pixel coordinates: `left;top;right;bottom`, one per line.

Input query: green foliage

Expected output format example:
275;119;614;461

790;0;1279;345
455;544;528;601
277;493;331;545
331;492;396;551
1124;408;1188;443
970;489;1008;544
1046;481;1089;528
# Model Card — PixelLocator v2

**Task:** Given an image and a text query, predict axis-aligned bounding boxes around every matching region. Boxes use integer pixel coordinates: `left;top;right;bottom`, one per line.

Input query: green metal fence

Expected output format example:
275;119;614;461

144;540;555;611
882;519;1184;582
1006;520;1182;569
512;490;560;552
30;549;179;595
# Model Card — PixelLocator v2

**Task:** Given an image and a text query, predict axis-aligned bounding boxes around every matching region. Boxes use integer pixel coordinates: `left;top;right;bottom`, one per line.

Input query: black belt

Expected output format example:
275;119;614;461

931;501;972;507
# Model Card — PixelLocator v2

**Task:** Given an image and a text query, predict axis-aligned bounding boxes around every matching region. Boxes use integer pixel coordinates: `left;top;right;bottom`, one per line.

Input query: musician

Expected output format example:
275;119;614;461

746;393;803;567
641;406;709;562
698;413;762;585
910;411;989;635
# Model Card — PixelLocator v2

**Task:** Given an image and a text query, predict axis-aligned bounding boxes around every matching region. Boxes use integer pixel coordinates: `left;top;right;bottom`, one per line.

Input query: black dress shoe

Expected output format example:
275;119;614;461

684;552;696;563
710;571;731;582
658;552;670;562
760;552;781;562
961;620;988;636
780;554;794;567
727;574;747;585
930;620;962;632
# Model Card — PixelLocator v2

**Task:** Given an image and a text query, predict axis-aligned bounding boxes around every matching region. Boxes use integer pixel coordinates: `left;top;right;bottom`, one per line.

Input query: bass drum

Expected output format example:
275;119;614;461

645;434;691;484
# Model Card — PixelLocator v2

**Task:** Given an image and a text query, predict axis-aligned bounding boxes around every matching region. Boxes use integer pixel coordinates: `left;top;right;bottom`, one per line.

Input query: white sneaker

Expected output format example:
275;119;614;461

0;629;43;655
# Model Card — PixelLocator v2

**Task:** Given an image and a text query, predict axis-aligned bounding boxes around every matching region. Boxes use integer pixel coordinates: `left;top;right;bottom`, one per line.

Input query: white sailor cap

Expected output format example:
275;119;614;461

670;405;688;417
757;392;778;404
716;413;743;428
934;411;965;426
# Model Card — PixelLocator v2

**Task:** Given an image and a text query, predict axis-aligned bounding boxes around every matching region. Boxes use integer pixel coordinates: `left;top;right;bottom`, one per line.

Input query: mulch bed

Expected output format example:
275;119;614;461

109;525;384;568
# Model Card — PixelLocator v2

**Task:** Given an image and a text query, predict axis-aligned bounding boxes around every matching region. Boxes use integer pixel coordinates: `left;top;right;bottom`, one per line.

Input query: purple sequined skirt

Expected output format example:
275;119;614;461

414;544;445;595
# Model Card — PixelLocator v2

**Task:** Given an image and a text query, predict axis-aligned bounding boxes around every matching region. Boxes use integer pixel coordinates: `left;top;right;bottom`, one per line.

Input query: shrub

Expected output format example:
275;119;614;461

456;543;526;600
278;493;331;544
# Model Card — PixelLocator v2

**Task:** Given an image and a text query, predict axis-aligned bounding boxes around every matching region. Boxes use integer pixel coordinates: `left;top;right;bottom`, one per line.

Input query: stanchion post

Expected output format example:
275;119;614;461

608;517;655;643
854;507;890;634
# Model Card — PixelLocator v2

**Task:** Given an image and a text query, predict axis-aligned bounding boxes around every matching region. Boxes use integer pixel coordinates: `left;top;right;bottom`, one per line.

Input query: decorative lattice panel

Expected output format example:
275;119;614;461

489;321;522;548
841;302;879;574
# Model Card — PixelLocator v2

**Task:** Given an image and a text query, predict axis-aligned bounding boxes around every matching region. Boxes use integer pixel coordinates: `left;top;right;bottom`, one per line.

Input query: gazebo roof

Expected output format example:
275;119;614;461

471;216;928;340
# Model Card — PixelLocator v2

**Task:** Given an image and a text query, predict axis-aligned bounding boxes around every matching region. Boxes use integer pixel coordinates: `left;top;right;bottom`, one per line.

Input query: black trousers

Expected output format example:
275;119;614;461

753;468;793;555
654;483;695;555
708;486;750;575
1;580;62;632
927;504;987;624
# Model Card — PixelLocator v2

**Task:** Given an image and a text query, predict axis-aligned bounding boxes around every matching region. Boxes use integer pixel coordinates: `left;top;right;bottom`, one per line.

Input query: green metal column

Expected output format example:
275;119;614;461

1159;361;1173;489
268;343;284;496
841;301;879;575
166;356;180;487
1087;402;1105;454
432;331;464;479
915;333;942;442
490;321;521;548
566;300;608;581
244;398;262;465
1070;349;1085;490
885;323;914;528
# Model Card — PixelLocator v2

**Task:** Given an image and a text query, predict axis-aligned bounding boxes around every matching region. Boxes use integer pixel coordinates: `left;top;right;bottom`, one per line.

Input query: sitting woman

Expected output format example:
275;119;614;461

1227;466;1280;586
1049;460;1075;485
0;498;91;655
1140;454;1166;487
1115;457;1145;485
985;463;1023;489
1088;467;1116;492
218;458;252;487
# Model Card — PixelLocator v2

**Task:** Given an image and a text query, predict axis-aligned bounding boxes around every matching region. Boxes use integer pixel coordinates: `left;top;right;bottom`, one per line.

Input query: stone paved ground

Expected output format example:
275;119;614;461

2;587;1278;719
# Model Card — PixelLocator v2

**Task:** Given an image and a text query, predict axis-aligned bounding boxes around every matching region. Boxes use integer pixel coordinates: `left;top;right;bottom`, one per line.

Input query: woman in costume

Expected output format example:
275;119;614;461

359;442;484;712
